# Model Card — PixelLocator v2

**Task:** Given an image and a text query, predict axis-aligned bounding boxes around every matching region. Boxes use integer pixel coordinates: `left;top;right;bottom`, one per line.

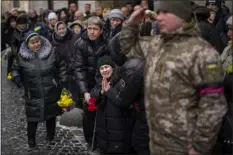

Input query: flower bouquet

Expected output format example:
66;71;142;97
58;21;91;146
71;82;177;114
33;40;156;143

88;97;97;112
227;64;232;74
7;72;13;80
57;89;74;112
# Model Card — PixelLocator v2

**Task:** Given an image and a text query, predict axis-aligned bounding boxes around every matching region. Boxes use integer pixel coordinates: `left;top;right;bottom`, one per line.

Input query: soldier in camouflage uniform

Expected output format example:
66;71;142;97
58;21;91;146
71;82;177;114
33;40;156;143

119;1;227;155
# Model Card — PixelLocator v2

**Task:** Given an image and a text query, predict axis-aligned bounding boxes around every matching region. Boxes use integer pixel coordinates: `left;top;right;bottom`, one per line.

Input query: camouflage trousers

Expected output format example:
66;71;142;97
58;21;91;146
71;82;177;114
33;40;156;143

149;131;189;155
149;144;188;155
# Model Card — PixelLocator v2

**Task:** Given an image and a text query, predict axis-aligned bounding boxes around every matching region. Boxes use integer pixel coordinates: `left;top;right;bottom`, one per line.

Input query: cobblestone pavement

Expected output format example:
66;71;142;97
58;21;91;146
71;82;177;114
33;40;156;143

1;61;97;155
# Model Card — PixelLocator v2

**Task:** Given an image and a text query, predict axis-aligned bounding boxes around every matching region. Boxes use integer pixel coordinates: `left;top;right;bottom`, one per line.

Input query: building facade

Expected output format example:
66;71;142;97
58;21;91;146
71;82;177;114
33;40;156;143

1;0;232;15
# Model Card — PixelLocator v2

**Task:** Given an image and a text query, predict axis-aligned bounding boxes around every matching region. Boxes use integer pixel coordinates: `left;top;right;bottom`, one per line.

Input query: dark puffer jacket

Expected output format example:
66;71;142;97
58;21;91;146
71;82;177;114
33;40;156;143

106;24;122;42
11;28;30;56
4;15;17;46
11;37;67;122
40;25;54;42
52;28;80;69
71;30;109;94
108;33;127;66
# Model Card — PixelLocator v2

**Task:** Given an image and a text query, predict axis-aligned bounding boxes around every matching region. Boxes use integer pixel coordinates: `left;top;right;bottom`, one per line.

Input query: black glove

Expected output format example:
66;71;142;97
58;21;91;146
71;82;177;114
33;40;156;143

13;76;22;88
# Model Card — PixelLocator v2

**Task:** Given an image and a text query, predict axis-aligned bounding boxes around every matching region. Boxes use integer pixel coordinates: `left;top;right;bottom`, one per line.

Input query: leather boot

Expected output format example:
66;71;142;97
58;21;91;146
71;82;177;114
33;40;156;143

28;138;36;148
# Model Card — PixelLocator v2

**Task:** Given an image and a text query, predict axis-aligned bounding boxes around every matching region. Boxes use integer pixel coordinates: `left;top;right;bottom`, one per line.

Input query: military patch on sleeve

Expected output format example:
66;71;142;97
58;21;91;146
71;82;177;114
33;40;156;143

203;62;223;83
206;62;217;69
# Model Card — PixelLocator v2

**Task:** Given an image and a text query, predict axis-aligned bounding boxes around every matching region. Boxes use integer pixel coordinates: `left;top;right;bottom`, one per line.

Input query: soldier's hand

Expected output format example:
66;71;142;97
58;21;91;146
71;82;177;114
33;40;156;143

127;7;146;25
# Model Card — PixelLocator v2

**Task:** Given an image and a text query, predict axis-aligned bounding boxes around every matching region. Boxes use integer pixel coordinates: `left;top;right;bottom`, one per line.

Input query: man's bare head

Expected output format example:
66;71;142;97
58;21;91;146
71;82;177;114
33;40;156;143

69;3;78;13
74;10;83;20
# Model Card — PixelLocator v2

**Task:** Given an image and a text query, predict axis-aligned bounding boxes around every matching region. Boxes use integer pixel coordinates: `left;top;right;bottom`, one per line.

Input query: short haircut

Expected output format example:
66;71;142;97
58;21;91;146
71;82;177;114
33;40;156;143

87;16;103;29
85;4;91;8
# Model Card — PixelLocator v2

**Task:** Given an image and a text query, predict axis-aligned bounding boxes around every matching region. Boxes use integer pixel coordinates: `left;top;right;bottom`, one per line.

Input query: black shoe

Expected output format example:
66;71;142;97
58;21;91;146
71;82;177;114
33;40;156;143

28;139;36;148
46;135;54;142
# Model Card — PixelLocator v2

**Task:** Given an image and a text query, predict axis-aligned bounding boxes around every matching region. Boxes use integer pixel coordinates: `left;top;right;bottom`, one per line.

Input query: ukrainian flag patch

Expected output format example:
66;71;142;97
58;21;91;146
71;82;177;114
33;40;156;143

206;62;217;69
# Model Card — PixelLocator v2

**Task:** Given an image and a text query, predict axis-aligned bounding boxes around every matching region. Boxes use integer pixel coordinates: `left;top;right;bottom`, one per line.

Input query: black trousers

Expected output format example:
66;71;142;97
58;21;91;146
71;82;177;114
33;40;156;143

7;55;15;74
27;117;56;140
82;103;96;145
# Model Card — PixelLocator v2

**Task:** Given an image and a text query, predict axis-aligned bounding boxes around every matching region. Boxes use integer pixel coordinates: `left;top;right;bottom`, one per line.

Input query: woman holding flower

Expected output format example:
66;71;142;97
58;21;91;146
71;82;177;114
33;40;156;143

11;31;67;148
90;56;136;154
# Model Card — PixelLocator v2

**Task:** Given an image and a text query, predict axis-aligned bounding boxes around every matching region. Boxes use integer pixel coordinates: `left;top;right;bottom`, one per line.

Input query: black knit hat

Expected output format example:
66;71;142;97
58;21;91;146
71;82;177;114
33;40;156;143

205;0;222;9
97;56;114;69
7;15;17;26
16;14;29;24
155;1;192;22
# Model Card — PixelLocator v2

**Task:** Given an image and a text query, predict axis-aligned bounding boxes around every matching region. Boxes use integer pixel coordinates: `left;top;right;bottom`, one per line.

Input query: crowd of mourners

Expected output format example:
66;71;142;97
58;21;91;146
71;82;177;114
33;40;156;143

1;0;232;154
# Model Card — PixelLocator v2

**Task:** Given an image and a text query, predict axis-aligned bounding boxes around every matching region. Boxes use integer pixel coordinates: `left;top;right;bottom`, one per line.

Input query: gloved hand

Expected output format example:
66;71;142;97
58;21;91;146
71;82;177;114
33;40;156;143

2;47;12;60
13;76;22;88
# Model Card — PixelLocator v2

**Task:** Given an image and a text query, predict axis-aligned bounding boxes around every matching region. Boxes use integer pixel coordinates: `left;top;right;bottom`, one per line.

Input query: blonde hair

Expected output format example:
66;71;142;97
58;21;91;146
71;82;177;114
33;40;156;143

28;36;41;44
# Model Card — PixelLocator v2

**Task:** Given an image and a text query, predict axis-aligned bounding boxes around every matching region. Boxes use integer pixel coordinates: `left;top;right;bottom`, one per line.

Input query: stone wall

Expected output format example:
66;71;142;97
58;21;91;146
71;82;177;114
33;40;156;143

29;1;48;13
53;1;68;10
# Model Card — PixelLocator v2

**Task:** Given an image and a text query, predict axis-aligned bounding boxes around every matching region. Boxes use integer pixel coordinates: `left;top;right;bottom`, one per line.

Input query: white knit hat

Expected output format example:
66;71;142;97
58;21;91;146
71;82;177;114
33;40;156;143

48;12;58;20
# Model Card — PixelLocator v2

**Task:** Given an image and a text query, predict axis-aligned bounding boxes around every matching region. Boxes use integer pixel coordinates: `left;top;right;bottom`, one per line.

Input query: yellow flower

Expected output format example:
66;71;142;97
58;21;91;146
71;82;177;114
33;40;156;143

57;90;74;108
7;73;12;80
227;64;232;74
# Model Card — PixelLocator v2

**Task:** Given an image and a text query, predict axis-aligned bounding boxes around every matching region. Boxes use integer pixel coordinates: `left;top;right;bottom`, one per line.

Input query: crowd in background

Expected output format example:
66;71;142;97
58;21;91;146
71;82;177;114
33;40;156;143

1;0;232;154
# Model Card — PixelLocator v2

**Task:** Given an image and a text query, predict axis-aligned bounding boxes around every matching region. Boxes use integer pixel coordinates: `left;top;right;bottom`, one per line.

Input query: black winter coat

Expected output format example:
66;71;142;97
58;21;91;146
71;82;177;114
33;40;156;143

1;20;7;50
52;29;81;104
11;28;30;56
106;24;122;42
91;69;135;154
72;30;109;94
40;25;54;42
194;6;225;54
121;59;150;154
4;27;15;46
11;37;67;122
197;21;225;54
52;28;80;71
108;33;127;66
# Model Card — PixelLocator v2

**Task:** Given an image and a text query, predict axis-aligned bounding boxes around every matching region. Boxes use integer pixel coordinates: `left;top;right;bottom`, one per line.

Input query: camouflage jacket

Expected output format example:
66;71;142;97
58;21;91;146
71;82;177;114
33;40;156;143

120;22;227;154
221;41;232;74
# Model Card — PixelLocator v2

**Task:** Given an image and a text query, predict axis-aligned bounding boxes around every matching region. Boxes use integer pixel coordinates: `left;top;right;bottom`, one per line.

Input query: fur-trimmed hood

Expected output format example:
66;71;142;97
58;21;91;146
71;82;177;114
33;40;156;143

19;36;52;60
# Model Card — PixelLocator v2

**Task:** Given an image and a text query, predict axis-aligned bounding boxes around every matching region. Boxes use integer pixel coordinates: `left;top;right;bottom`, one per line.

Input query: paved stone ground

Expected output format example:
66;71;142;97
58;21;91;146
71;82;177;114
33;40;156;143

1;61;97;155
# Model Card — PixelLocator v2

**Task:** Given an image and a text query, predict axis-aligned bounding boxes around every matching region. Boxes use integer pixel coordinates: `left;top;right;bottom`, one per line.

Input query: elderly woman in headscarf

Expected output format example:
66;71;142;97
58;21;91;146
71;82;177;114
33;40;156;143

52;21;80;107
11;31;67;148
